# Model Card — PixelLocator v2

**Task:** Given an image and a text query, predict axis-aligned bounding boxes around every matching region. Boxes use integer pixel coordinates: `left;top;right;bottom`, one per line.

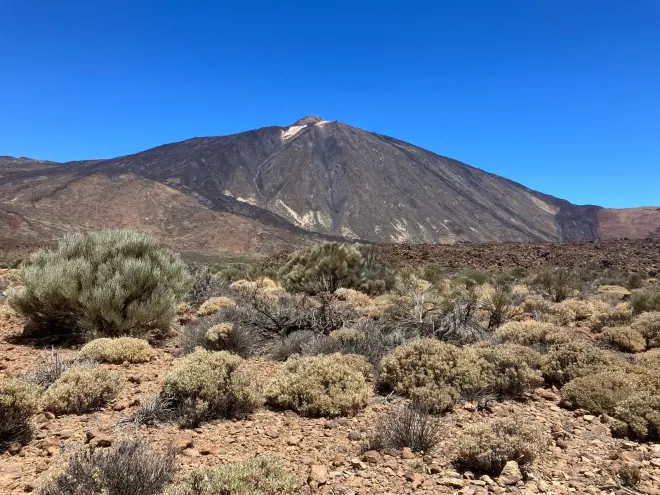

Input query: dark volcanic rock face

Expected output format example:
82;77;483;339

0;117;657;253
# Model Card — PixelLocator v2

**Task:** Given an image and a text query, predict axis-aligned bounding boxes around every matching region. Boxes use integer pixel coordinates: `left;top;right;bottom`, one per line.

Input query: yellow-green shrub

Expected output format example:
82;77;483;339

164;456;299;495
464;344;543;398
379;339;478;412
546;299;597;326
613;392;660;440
0;378;41;444
329;327;365;344
597;285;631;302
541;341;614;386
587;303;633;332
80;337;155;364
265;354;370;417
598;327;646;353
631;311;660;348
631;285;660;313
634;349;660;370
334;288;372;307
42;366;122;414
197;296;236;317
163;349;261;427
455;415;549;475
495;320;559;346
561;371;643;415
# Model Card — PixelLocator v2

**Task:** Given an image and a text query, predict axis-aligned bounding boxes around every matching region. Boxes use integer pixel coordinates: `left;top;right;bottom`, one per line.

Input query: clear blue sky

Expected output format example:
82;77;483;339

1;1;658;207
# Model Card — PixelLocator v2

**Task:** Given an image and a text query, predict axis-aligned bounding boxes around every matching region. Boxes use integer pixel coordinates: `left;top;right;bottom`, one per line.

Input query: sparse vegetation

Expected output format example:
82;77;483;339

0;378;41;449
541;340;614;386
455;415;549;475
38;437;177;495
631;285;660;313
561;371;642;415
80;337;155;363
613;392;660;440
164;456;299;495
9;229;191;342
368;402;441;453
265;354;370;417
162;349;261;427
41;365;122;414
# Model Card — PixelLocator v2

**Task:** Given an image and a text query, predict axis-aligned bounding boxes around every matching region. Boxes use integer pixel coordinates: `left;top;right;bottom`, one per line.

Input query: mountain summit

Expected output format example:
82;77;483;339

1;119;658;256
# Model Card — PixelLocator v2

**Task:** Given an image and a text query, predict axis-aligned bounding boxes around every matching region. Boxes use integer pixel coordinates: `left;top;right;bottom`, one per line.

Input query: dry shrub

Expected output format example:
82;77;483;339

464;344;544;399
455;415;549;475
164;456;299;495
561;371;644;415
265;354;370;417
0;378;41;448
329;327;365;343
121;393;175;427
541;341;614;386
196;296;236;317
631;311;660;348
0;303;20;327
38;437;176;495
334;288;372;308
23;350;77;389
181;313;260;358
597;285;631;301
495;320;559;346
163;349;261;428
617;464;642;488
80;337;155;364
598;327;646;353
42;365;121;414
634;348;660;370
631;285;660;313
587;303;633;332
545;299;597;326
368;402;441;453
9;229;191;342
230;278;284;295
531;268;576;303
613;392;660;440
520;294;552;316
379;339;475;412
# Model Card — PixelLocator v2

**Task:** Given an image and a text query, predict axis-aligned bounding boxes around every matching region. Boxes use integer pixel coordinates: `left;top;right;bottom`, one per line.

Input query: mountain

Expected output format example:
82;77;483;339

1;118;658;257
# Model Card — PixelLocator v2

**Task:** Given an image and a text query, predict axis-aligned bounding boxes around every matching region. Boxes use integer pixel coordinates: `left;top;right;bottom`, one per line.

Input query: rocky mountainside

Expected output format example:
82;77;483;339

1;118;658;256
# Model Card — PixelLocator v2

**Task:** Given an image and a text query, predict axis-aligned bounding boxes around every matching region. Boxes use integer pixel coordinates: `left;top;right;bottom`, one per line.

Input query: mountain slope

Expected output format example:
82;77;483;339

1;117;658;256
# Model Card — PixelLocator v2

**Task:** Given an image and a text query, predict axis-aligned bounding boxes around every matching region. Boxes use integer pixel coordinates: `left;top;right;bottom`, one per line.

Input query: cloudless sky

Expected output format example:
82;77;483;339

1;1;658;207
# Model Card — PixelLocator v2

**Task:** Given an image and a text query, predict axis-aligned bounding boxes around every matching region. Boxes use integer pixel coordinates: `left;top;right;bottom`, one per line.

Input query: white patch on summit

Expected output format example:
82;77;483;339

281;125;306;141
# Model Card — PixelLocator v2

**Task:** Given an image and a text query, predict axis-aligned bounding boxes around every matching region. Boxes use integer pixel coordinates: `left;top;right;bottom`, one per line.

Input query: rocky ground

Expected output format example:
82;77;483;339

1;319;660;495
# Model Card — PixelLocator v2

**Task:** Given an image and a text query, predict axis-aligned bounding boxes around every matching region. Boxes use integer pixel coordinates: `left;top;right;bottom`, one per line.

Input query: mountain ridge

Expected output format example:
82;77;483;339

1;117;658;257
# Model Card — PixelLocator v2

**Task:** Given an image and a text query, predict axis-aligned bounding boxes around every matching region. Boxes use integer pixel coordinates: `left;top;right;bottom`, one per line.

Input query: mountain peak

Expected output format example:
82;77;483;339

291;115;323;126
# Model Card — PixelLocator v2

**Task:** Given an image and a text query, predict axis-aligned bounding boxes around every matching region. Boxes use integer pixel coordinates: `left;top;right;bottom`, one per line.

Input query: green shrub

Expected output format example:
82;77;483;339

598;327;646;353
42;366;122;414
455;415;549;475
0;378;41;448
80;337;155;363
613;392;660;440
38;438;176;495
164;456;299;495
279;242;392;295
541;341;614;386
265;354;370;417
561;371;643;415
631;311;660;348
9;229;191;341
162;349;261;427
379;339;478;412
631;285;660;313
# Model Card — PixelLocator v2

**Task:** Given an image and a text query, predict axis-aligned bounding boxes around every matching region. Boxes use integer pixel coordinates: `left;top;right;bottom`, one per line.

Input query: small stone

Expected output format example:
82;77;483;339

8;442;22;456
401;447;415;459
348;430;362;441
55;429;74;440
264;428;280;439
172;435;194;451
183;448;200;457
556;439;569;450
23;482;36;492
362;450;381;464
324;420;340;429
283;410;298;419
287;435;303;446
44;412;55;420
198;445;221;456
535;388;560;401
498;461;523;485
309;465;328;485
90;435;113;448
350;458;367;470
583;414;596;422
463;403;477;412
441;478;467;488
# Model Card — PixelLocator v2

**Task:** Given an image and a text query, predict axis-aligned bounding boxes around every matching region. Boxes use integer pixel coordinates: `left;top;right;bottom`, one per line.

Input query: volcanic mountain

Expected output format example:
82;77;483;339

1;117;658;257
